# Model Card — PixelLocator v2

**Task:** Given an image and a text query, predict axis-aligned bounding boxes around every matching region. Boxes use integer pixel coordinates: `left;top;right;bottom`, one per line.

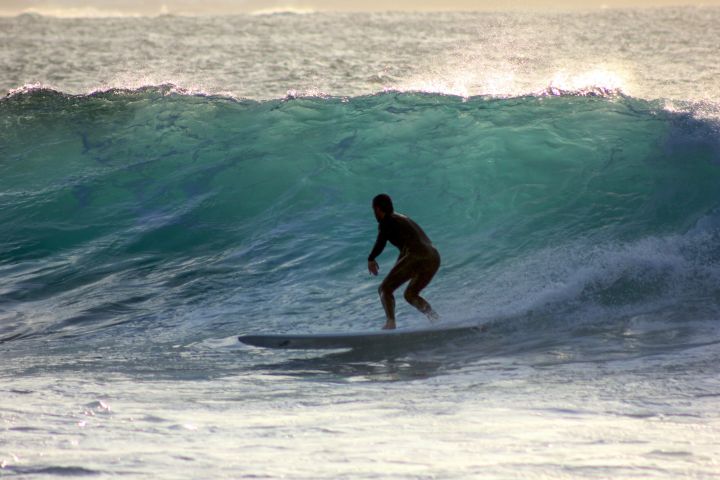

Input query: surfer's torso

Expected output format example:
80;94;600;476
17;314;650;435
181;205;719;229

368;212;435;261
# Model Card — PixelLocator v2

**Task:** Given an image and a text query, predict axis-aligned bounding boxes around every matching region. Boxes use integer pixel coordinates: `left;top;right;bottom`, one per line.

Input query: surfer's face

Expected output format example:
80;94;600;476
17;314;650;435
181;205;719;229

373;205;385;222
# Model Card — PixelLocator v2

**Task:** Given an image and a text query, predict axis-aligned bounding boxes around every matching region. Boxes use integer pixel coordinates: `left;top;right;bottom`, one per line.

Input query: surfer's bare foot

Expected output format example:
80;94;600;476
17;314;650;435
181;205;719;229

382;321;396;330
426;309;440;323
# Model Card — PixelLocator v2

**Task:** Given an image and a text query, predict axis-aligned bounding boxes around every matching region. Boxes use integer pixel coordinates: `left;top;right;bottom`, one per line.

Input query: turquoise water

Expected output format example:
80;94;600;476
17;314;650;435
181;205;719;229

2;10;720;479
2;88;719;346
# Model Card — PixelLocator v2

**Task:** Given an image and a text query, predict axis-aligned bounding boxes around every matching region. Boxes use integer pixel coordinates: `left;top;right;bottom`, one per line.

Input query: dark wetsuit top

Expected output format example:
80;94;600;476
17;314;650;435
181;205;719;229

368;213;435;262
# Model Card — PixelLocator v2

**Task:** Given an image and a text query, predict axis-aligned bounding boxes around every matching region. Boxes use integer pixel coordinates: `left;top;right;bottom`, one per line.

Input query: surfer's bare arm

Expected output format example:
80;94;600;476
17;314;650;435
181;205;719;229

368;230;387;275
368;259;379;276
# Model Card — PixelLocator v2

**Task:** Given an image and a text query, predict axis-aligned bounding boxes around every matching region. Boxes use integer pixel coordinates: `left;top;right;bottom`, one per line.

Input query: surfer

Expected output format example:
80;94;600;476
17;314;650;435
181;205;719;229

368;194;441;329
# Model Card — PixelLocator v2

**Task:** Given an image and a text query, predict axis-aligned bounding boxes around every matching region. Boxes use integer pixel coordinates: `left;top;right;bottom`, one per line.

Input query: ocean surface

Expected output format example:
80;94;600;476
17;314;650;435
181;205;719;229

1;8;720;479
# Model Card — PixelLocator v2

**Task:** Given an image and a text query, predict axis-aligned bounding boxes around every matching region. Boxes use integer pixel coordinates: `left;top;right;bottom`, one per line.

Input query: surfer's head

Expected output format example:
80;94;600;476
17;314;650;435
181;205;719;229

372;193;394;220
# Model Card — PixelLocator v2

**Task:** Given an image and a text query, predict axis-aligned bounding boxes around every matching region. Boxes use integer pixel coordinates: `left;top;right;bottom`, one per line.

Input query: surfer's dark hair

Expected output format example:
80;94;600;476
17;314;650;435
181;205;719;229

373;193;394;214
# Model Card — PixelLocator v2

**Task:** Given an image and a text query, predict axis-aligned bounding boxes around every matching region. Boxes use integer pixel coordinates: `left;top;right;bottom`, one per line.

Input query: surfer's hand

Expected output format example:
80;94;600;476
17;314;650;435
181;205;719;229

368;260;379;276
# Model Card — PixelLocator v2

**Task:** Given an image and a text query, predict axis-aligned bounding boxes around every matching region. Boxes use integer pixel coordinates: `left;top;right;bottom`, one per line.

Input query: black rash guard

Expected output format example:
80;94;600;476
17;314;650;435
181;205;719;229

368;212;435;262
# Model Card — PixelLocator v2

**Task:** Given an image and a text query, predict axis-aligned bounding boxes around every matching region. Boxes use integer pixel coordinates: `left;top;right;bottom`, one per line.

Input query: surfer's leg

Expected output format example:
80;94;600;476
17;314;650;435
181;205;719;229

379;287;396;330
379;255;414;329
404;249;441;321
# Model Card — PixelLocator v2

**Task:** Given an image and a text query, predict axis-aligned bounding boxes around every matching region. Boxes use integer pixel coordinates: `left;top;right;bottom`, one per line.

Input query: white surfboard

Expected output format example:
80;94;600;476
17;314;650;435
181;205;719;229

238;324;483;350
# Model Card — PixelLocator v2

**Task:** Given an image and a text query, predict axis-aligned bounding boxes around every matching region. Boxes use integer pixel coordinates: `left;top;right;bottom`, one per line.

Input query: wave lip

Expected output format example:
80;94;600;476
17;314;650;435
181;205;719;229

2;80;636;106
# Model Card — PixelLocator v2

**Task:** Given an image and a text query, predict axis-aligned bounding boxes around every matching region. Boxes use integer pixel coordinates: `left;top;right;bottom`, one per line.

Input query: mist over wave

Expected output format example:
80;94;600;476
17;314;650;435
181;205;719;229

2;8;720;102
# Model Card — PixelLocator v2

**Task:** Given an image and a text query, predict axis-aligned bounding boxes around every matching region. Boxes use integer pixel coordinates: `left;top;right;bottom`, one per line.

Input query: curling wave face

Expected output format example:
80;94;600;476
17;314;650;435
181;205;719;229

1;87;720;353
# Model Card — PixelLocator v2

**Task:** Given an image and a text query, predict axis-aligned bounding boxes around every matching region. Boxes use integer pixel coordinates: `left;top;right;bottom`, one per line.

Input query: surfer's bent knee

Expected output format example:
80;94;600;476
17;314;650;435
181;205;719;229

403;289;417;303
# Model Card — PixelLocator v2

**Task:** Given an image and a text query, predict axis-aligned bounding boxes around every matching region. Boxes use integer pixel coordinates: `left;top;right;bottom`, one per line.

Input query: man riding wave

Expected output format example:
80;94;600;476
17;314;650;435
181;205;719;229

367;194;440;330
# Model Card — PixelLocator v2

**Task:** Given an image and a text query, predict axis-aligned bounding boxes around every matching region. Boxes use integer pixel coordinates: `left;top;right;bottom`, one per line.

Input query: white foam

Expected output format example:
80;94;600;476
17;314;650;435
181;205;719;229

457;229;720;329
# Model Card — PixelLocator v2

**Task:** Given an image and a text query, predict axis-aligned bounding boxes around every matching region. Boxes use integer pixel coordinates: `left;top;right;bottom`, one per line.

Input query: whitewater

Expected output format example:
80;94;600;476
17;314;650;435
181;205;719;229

1;8;719;479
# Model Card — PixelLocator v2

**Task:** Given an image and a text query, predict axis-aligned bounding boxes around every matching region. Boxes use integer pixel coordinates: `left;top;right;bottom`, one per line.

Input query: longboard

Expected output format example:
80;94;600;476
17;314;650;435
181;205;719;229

238;324;483;349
